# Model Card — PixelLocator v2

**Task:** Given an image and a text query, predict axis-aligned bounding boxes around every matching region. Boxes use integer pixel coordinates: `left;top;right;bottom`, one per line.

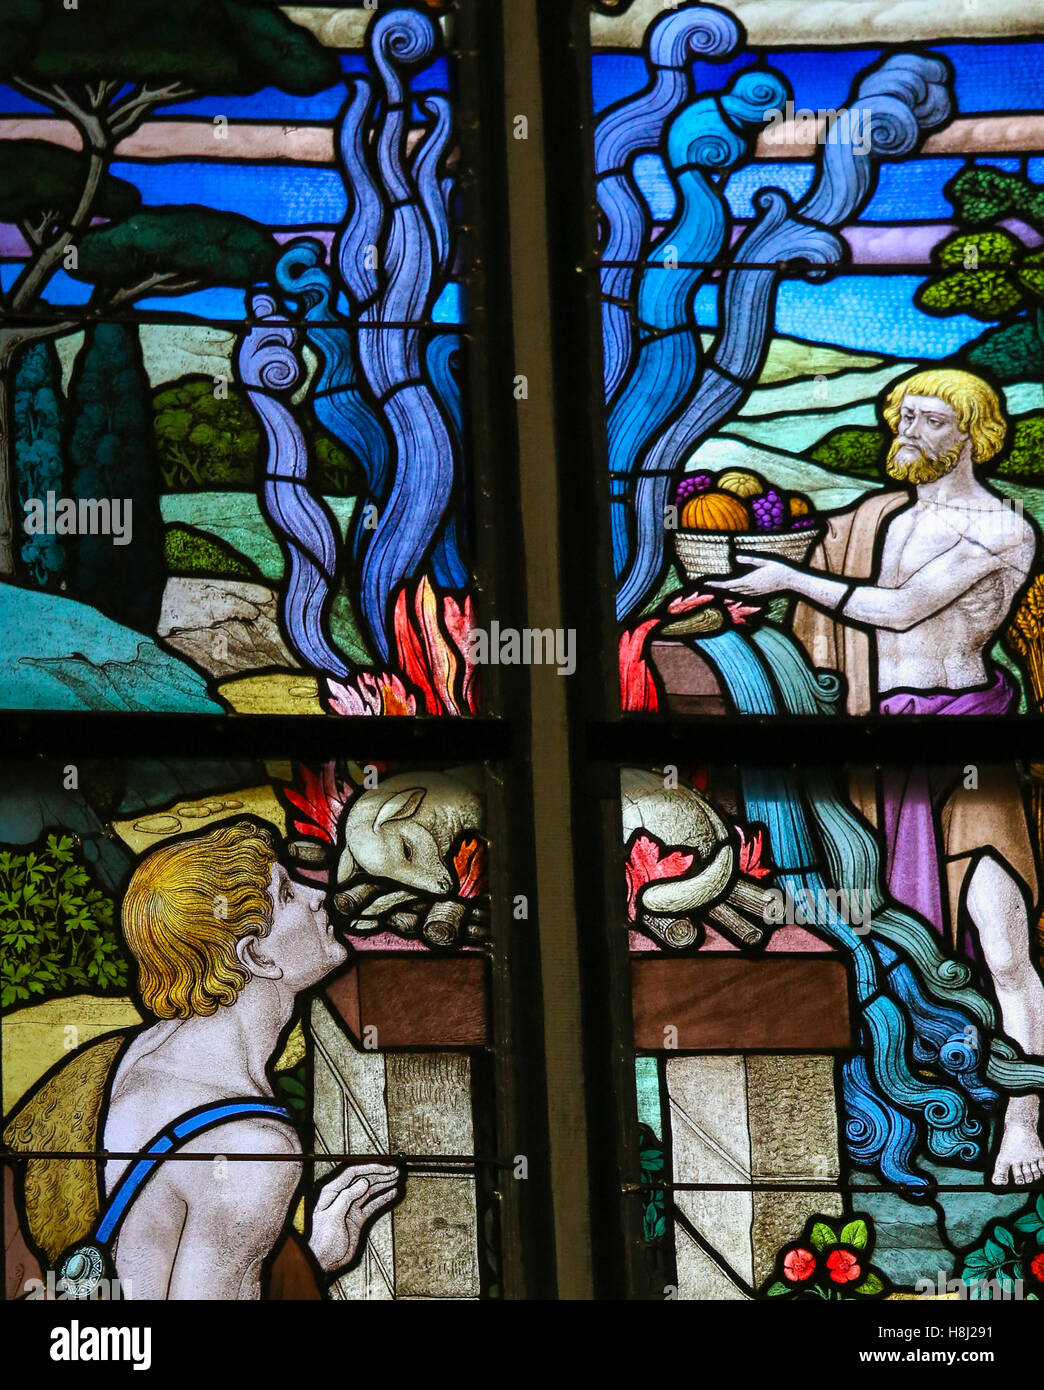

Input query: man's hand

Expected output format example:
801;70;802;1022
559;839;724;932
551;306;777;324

707;554;797;598
308;1162;403;1276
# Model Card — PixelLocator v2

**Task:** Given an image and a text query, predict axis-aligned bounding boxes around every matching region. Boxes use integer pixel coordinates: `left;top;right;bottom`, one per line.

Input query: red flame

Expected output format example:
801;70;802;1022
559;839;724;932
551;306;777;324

624;833;694;922
394;576;481;717
453;837;487;899
619;620;659;712
737;824;772;880
283;762;355;844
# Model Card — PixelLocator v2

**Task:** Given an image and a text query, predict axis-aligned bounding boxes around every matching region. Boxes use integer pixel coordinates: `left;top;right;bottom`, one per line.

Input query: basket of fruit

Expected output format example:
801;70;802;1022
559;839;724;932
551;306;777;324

672;468;824;582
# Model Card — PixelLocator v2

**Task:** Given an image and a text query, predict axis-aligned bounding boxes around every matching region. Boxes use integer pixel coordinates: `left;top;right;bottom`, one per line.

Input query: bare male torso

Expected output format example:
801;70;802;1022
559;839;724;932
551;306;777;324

875;494;1034;693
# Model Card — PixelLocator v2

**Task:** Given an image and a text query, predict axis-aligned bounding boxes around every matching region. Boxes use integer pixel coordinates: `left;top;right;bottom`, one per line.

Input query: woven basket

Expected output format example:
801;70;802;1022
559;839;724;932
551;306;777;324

673;524;824;584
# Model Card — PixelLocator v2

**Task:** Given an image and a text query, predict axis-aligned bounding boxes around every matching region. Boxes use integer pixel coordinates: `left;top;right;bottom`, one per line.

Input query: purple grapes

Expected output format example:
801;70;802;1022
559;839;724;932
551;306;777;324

675;472;712;505
791;517;818;531
751;487;785;532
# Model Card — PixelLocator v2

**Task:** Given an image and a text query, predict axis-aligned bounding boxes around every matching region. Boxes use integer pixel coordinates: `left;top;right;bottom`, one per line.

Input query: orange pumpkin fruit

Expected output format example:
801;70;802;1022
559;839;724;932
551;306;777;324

681;491;751;532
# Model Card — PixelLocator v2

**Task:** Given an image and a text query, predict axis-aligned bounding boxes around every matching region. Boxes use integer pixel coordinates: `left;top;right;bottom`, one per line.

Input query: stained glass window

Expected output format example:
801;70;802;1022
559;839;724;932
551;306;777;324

616;760;1044;1299
2;0;1043;1342
0;1;488;718
0;0;546;1316
1;753;535;1300
536;0;1044;1317
579;1;1044;720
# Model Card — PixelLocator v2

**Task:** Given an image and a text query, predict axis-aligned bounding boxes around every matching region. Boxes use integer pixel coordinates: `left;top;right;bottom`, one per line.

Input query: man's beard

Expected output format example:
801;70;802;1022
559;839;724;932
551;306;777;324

885;438;964;484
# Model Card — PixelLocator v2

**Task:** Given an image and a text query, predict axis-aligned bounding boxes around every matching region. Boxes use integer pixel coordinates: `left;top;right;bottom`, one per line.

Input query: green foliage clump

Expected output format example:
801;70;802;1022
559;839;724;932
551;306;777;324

967;320;1044;384
0;835;127;1009
0;141;140;226
75;208;276;294
997;413;1044;483
164;523;260;580
957;1193;1043;1300
808;417;1044;484
919;167;1044;369
919;229;1044;320
153;375;362;495
810;426;886;479
947;166;1044;231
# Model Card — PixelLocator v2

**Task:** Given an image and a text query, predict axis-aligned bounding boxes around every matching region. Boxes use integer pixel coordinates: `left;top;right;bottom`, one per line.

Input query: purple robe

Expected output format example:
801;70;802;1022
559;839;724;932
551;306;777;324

878;668;1014;936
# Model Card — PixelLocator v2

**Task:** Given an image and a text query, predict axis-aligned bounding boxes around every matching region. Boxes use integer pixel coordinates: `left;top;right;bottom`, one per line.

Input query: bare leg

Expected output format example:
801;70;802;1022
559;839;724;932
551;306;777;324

965;856;1044;1185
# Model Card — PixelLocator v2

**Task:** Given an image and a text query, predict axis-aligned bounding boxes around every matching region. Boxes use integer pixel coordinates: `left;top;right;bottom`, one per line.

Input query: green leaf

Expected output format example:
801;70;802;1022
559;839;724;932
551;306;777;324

983;1237;1007;1265
810;1222;836;1252
840;1219;869;1250
764;1282;791;1297
852;1274;883;1296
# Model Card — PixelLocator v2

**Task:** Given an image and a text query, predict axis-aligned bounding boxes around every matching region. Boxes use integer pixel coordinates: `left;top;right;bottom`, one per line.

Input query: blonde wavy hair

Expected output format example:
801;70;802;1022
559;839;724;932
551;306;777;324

122;820;278;1019
882;368;1007;465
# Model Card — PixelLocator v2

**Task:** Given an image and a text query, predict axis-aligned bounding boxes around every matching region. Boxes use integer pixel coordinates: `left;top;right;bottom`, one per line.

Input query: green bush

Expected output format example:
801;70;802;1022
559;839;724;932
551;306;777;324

998;413;1044;482
164;523;261;580
809;426;886;479
808;417;1044;485
153;375;362;495
966;320;1044;384
0;835;127;1007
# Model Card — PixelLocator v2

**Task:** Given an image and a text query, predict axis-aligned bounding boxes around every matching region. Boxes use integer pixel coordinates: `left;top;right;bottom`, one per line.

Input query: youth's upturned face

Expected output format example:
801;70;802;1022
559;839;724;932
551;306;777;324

264;862;347;990
886;394;967;484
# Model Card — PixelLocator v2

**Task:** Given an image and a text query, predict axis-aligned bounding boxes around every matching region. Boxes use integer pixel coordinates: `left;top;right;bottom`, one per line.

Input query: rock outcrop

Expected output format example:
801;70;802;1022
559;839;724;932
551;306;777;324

158;577;298;678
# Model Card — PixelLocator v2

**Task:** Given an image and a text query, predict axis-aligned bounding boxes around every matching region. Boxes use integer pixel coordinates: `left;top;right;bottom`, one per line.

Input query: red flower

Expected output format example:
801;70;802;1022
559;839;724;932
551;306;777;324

624;833;693;922
826;1249;862;1284
782;1248;817;1282
1030;1251;1044;1283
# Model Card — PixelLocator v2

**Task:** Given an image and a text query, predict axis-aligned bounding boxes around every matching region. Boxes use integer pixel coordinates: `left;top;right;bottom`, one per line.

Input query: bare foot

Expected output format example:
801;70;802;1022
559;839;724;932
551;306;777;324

991;1116;1044;1186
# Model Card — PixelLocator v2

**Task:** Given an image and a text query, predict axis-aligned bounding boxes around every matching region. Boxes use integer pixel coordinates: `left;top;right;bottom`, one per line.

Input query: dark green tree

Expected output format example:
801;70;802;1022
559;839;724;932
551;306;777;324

65;323;165;632
0;0;341;576
13;338;65;586
917;166;1044;382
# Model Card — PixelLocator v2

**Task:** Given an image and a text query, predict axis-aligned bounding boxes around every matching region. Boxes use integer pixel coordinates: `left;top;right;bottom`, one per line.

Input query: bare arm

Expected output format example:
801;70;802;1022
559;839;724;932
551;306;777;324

710;534;1025;632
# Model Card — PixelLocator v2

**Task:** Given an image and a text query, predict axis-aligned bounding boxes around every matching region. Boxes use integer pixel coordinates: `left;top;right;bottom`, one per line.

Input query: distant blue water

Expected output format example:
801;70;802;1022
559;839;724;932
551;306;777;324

591;41;1044;118
0;55;451;119
109;160;349;223
0;264;466;325
688;274;983;358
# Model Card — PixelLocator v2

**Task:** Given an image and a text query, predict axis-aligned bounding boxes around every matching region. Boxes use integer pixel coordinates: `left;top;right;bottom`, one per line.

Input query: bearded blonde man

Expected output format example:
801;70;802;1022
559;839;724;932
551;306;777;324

712;368;1044;1187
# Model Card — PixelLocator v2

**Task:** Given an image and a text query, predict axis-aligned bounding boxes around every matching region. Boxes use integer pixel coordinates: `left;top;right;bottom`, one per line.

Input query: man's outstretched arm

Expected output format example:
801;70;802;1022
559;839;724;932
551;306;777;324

710;532;1029;632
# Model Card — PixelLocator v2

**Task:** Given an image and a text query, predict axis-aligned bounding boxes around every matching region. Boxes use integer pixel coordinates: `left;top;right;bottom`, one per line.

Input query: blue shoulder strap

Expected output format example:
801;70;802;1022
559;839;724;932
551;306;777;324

95;1100;293;1246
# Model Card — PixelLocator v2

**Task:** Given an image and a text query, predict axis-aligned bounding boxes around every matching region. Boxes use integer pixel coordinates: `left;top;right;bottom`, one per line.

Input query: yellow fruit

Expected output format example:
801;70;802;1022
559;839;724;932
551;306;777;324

788;494;811;517
681;491;751;532
717;469;764;499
